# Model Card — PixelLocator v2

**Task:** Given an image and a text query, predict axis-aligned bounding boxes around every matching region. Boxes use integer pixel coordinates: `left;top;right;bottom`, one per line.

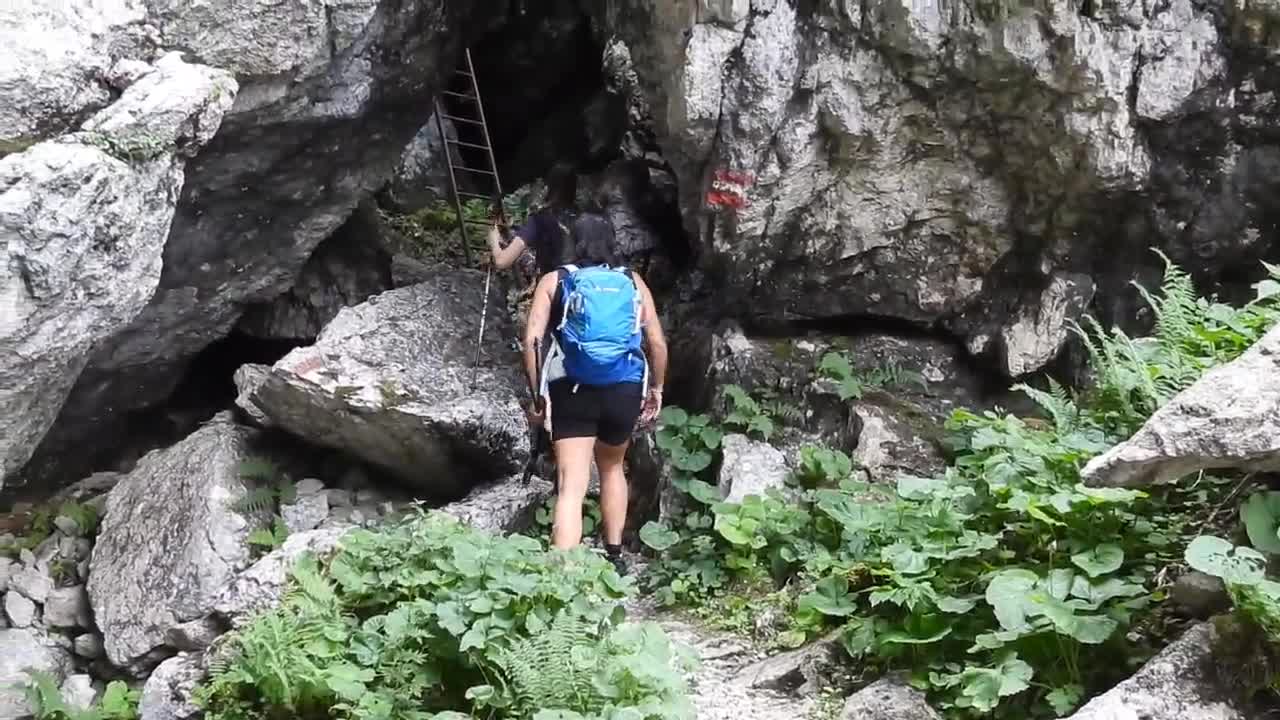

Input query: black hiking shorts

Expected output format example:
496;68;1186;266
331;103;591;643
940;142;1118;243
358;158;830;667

548;379;644;446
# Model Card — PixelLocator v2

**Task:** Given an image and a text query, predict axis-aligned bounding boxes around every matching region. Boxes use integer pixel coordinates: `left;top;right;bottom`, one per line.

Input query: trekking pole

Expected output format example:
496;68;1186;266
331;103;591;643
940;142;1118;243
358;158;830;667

521;338;546;484
471;263;492;389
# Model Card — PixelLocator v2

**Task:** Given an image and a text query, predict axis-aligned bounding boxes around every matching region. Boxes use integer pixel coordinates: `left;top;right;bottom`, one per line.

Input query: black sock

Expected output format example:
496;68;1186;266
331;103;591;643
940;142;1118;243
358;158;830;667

605;543;622;557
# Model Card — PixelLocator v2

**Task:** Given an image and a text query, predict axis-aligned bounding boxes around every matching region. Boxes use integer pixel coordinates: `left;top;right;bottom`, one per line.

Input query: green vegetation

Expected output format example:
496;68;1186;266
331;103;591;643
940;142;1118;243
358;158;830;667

194;511;695;720
234;457;296;556
0;500;99;559
380;194;533;267
26;672;140;720
639;255;1280;717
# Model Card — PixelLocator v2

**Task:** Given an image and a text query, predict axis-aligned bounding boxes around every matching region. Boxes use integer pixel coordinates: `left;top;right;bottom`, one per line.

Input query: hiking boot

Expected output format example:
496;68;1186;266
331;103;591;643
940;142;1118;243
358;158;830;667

608;553;629;577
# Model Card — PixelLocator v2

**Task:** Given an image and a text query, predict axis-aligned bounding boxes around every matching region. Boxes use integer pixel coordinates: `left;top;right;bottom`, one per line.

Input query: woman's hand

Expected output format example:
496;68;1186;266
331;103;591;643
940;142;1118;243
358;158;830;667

488;224;502;253
637;388;663;431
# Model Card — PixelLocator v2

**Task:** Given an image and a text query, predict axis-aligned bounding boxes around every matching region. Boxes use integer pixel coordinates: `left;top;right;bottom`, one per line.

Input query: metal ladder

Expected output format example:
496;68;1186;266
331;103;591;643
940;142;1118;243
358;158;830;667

434;47;505;386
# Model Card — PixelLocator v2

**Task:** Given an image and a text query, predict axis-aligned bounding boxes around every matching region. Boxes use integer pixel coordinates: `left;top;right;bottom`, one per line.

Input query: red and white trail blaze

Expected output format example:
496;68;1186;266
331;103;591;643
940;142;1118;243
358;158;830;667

705;169;753;209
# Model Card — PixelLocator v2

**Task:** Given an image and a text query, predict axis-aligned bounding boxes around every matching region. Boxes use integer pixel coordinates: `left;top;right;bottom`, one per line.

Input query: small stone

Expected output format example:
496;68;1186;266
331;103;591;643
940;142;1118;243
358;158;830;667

54;515;82;538
18;549;35;567
73;633;104;659
281;493;329;534
349;510;367;526
355;488;385;505
324;489;353;508
4;592;37;628
9;566;53;603
0;559;13;589
71;539;92;563
76;559;90;584
60;674;96;711
1170;571;1230;618
44;586;91;630
294;478;326;496
165;617;221;651
32;536;59;572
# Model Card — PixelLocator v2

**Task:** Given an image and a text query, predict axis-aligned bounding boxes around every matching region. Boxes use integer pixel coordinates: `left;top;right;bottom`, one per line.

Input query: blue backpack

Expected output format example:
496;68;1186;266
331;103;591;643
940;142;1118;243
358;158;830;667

554;264;645;385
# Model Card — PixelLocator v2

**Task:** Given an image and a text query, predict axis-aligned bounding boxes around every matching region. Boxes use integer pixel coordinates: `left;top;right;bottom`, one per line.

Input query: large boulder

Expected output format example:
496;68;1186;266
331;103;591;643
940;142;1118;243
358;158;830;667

16;0;509;489
0;629;73;720
0;1;150;153
839;677;941;720
1063;622;1247;720
88;413;264;672
0;51;237;486
248;267;529;498
212;525;351;629
1081;323;1280;487
436;477;555;534
235;205;393;342
596;0;1273;376
381;113;459;214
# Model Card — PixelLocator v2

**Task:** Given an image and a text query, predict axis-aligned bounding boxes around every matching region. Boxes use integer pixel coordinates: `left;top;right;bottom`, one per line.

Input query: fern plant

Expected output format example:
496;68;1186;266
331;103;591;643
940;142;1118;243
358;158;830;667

25;672;140;720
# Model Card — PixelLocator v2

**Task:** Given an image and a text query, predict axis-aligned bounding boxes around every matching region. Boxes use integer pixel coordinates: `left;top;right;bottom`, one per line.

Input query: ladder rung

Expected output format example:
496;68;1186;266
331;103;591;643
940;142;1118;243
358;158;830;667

440;114;484;126
463;218;495;225
455;70;473;77
442;90;478;101
456;191;493;201
445;138;491;150
452;166;496;176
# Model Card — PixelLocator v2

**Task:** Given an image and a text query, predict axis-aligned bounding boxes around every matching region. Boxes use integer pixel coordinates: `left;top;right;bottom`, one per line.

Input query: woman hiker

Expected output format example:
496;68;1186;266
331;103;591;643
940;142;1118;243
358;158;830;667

520;213;668;574
487;161;579;276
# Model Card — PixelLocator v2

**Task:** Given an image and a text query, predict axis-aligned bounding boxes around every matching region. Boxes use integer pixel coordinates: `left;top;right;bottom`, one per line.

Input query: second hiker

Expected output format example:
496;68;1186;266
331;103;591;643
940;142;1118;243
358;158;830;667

488;162;578;275
521;213;668;572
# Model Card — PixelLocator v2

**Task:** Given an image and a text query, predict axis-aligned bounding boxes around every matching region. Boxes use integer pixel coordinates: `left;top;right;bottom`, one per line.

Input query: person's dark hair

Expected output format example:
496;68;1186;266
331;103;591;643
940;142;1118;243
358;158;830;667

544;162;578;210
571;213;618;267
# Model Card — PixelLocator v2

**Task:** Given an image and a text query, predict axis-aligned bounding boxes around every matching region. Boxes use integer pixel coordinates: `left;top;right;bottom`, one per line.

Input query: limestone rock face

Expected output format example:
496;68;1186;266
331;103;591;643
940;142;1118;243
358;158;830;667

1063;622;1247;720
249;268;529;497
717;434;789;503
88;414;263;672
16;0;508;490
0;629;73;720
1081;323;1280;487
596;0;1277;375
0;52;237;486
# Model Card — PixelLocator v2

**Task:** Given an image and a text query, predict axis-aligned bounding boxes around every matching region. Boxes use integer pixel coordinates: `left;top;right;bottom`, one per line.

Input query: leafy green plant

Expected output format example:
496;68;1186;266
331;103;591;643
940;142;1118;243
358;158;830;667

197;511;692;720
248;517;290;552
26;671;140;720
816;352;926;401
234;458;296;557
720;384;780;440
533;496;603;538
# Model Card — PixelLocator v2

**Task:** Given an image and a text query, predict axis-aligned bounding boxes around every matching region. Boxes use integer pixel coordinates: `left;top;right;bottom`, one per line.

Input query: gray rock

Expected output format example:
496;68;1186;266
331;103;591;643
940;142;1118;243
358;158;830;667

0;560;12;591
997;274;1096;377
53;515;81;537
1082;324;1280;487
295;478;325;496
0;629;72;720
852;395;947;483
88;414;264;672
280;492;328;534
0;1;148;151
213;525;351;628
717;434;789;503
235;206;392;342
3;593;36;628
1064;622;1245;720
138;652;205;720
1170;571;1230;618
249;269;530;497
43;585;90;630
26;0;505;490
840;677;941;720
437;477;555;534
164;617;222;652
0;51;238;487
232;364;272;428
72;633;103;660
736;633;841;695
60;674;96;711
383;113;459;213
8;567;52;604
324;488;353;508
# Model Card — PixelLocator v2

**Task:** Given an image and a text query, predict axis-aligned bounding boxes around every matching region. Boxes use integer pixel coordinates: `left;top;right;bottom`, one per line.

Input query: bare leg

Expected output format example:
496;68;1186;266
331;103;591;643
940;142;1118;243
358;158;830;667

594;439;630;546
552;436;596;548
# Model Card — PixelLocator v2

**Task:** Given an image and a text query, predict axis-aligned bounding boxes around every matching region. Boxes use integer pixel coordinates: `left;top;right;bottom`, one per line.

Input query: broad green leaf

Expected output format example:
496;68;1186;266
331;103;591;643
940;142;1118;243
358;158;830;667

1241;492;1280;555
1185;535;1266;585
882;543;930;574
1046;569;1074;600
879;625;952;645
700;426;725;449
840;617;876;657
715;515;754;546
325;663;374;702
801;575;857;617
658;407;689;428
1067;614;1118;644
1071;544;1124;577
639;522;681;551
464;685;495;702
896;475;947;500
936;595;978;614
687;479;722;505
1046;684;1084;715
986;569;1038;631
